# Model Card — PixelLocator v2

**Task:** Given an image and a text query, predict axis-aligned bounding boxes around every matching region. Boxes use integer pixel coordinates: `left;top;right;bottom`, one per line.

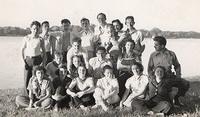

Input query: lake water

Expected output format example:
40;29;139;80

0;36;200;89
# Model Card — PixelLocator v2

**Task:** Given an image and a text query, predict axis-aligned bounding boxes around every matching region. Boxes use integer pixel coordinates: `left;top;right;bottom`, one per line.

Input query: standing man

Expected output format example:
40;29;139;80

125;16;145;61
58;19;77;62
148;36;189;107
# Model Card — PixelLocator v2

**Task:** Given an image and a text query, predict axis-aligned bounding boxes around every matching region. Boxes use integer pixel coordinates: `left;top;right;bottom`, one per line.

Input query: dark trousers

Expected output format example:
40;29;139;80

46;52;53;65
62;51;67;63
24;55;42;96
117;71;133;99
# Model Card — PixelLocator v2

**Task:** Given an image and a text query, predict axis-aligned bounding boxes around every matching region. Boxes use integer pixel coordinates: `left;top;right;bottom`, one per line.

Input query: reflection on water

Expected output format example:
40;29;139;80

0;36;200;89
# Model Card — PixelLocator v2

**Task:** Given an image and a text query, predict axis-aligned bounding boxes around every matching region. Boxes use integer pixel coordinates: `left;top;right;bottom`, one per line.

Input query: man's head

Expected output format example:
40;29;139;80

125;16;135;29
41;21;50;33
61;19;71;31
153;36;167;51
97;13;106;26
54;52;63;64
104;24;115;37
81;18;90;30
96;46;106;61
30;21;41;36
72;37;82;52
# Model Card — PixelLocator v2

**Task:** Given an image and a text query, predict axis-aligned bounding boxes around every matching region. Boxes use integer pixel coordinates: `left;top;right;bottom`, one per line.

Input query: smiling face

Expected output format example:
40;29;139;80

112;22;121;32
125;41;134;52
131;64;141;76
72;42;81;52
72;56;81;68
59;67;67;78
155;67;165;80
104;68;113;79
31;24;40;36
54;54;63;64
78;66;86;80
97;14;106;25
125;18;135;29
96;50;106;61
35;70;44;81
81;20;89;30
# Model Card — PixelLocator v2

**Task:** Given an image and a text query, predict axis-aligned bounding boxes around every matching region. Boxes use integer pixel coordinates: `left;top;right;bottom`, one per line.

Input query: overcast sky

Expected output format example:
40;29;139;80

0;0;199;32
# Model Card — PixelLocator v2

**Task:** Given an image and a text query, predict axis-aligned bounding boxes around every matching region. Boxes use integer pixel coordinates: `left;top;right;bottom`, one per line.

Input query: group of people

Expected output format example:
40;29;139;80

15;13;190;115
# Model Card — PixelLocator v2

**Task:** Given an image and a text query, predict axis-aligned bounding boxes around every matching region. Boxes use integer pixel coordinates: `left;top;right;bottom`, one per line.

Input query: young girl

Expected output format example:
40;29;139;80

93;65;120;111
66;65;95;110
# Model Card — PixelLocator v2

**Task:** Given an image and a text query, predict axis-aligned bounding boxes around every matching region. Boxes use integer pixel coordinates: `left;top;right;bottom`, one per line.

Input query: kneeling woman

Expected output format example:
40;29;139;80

66;65;95;110
131;66;189;115
16;66;53;110
93;65;120;111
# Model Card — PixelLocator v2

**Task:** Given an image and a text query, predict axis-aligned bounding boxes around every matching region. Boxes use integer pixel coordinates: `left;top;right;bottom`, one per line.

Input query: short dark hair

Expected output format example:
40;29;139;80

54;51;63;58
131;62;144;73
112;19;123;30
97;13;106;20
30;21;41;28
41;21;49;26
153;36;167;46
61;19;71;24
72;37;82;44
32;65;46;76
153;66;166;77
96;46;106;53
125;16;134;22
103;65;113;73
125;39;135;47
81;18;90;23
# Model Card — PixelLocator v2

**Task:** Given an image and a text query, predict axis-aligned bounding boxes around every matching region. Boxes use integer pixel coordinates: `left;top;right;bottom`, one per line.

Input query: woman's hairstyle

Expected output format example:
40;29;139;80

153;36;167;46
103;65;113;73
77;64;90;77
125;39;135;47
153;66;166;75
131;62;144;73
97;13;106;20
112;19;123;30
61;19;71;24
96;46;106;53
32;65;46;76
30;21;41;28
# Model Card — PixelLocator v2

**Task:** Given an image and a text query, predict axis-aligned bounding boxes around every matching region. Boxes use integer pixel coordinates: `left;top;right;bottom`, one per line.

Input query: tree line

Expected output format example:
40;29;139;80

0;26;200;39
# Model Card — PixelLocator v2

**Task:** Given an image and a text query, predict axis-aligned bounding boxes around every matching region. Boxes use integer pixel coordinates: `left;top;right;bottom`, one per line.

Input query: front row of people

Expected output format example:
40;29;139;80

16;60;189;115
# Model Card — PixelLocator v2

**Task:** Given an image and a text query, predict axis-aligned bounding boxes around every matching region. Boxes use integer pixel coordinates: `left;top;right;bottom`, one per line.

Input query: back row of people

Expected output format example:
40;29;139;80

18;13;189;115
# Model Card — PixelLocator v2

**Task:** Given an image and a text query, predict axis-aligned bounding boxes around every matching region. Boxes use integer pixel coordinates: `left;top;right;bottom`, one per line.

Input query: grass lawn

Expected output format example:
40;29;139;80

1;76;200;117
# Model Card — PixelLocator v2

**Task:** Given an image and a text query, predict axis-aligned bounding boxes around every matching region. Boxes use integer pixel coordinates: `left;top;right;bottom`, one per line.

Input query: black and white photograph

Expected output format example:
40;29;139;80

0;0;199;116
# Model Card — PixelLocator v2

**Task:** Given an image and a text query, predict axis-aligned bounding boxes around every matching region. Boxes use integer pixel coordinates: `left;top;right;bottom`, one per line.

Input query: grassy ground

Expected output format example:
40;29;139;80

1;76;200;117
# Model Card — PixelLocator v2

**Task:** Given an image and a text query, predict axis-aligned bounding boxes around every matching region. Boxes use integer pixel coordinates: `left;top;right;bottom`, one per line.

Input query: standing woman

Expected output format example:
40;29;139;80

40;21;56;65
22;21;46;96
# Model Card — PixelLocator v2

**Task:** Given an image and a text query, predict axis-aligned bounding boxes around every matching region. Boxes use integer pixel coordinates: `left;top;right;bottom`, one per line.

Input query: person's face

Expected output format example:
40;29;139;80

131;65;141;75
36;70;44;81
59;68;67;78
154;41;164;51
105;27;114;37
125;42;134;51
62;22;70;31
54;55;63;64
104;69;113;78
72;42;81;52
42;23;49;33
97;14;106;25
112;22;121;32
78;66;86;80
31;25;40;36
155;67;165;80
125;18;134;29
72;57;81;68
96;50;106;61
81;20;89;30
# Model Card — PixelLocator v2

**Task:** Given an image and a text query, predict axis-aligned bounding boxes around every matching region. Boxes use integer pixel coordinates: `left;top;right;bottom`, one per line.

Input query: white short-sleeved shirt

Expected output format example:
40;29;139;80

96;77;119;96
125;74;148;98
70;77;94;91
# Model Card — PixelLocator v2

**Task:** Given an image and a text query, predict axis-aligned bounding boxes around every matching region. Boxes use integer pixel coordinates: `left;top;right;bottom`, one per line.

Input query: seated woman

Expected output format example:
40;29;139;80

117;39;140;99
131;66;189;115
119;62;148;109
68;55;84;79
16;66;53;110
66;65;95;110
52;65;72;111
93;65;120;111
